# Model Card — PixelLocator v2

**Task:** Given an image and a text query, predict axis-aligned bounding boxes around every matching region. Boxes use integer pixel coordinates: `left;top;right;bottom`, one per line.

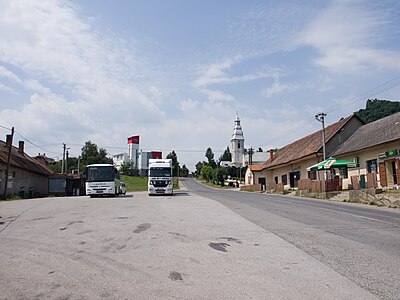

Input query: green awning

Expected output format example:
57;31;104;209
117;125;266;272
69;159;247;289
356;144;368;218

307;157;359;171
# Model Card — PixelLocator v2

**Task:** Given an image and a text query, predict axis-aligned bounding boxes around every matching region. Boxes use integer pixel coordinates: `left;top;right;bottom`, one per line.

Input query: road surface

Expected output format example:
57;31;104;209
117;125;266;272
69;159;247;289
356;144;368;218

0;181;394;299
182;178;400;300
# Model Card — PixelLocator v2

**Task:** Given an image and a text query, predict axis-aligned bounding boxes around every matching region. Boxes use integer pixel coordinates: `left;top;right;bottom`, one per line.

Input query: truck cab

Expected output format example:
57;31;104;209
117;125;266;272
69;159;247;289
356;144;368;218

148;159;173;196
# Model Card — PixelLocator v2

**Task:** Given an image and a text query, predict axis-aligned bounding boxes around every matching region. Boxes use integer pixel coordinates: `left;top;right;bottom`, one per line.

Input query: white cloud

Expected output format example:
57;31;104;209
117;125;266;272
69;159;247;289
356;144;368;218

0;82;16;94
0;65;22;83
262;76;298;98
194;56;277;89
180;98;199;111
201;89;235;102
0;0;165;157
297;1;400;73
194;57;240;88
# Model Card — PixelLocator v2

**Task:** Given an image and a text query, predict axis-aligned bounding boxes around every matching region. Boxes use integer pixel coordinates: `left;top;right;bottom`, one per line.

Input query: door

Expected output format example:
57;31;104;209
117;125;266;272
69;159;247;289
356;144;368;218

289;171;300;188
378;162;387;187
392;159;399;185
258;178;266;191
396;159;400;185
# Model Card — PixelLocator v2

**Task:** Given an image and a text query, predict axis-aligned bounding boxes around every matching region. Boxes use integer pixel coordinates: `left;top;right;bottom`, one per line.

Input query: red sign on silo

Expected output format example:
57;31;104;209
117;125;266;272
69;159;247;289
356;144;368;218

151;151;162;159
127;135;140;145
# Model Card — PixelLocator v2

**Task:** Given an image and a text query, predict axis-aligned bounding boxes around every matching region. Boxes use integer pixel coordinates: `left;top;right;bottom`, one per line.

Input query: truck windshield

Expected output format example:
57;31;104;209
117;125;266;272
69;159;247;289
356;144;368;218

86;166;115;182
149;167;172;177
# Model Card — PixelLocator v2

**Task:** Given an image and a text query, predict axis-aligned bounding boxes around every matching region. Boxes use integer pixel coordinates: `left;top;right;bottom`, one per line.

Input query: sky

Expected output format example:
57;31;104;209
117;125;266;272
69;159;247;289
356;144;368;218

1;0;400;171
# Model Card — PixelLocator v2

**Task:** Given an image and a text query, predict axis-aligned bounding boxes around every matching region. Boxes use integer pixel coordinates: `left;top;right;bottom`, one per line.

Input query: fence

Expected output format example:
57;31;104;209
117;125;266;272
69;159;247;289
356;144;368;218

265;182;284;192
240;184;261;192
298;178;340;193
351;173;377;190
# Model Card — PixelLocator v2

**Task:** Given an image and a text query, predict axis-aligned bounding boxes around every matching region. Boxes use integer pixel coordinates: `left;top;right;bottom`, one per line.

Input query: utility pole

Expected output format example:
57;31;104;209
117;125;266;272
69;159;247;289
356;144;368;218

66;148;69;174
3;127;14;199
248;147;254;165
62;143;66;173
315;113;327;160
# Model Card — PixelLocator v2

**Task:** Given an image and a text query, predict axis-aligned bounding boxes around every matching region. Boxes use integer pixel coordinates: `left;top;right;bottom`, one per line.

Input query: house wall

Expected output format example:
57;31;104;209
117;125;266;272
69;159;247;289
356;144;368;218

269;156;319;189
325;116;364;156
0;164;49;197
245;168;270;186
247;156;321;190
337;141;400;189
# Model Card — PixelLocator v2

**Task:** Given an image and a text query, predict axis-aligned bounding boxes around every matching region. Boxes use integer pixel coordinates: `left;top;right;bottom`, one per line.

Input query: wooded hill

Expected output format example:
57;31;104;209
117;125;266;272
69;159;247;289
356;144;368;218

356;99;400;123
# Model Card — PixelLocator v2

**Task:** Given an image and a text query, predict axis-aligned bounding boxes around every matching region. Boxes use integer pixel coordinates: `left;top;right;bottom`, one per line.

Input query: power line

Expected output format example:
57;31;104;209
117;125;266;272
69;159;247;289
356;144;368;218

325;75;400;114
0;124;11;131
13;130;60;155
264;74;400;147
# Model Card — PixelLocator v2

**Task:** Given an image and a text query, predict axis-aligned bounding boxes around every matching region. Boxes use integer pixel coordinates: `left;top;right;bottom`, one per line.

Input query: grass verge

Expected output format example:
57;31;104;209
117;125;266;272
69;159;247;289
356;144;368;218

121;176;180;192
121;175;148;192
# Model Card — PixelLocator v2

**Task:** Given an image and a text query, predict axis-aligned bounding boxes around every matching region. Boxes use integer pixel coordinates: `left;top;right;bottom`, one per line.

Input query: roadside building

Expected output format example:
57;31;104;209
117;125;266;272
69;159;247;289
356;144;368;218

246;114;364;190
49;173;86;196
113;152;129;170
332;112;400;189
137;150;162;176
112;135;162;176
0;136;52;198
34;153;55;167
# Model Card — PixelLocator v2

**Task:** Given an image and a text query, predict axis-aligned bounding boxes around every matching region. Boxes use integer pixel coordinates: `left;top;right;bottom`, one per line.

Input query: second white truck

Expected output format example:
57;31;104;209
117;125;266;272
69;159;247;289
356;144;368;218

148;159;173;195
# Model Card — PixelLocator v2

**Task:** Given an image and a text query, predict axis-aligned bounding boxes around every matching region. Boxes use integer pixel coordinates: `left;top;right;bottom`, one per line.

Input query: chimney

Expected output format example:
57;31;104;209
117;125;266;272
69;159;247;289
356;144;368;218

6;134;12;148
269;149;274;161
18;141;24;155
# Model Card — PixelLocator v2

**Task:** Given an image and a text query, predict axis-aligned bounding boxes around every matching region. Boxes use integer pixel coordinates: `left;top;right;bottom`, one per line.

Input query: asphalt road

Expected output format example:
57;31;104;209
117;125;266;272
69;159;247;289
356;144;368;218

0;187;381;300
181;178;400;300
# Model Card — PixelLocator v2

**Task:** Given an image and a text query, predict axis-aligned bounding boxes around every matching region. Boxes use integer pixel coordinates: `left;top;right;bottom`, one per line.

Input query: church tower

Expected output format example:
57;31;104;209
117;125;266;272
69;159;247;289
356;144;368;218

231;113;245;167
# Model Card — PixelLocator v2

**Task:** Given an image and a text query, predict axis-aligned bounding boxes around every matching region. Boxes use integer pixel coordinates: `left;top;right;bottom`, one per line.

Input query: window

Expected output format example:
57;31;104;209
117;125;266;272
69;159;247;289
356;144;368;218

366;159;378;173
339;168;348;179
238;141;241;149
281;174;288;185
274;176;278;184
308;171;317;180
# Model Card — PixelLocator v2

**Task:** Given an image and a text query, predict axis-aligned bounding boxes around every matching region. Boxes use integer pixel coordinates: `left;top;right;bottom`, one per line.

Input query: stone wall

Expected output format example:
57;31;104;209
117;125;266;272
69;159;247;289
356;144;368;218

349;189;400;208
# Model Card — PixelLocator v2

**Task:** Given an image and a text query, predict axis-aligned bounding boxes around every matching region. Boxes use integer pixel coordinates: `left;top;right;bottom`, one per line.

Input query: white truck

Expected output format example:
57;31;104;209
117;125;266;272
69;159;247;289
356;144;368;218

148;159;173;195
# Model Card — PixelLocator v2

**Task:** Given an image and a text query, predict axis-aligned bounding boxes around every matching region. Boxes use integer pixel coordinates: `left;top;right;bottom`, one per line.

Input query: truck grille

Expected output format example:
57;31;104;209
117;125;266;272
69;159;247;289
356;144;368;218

153;180;168;187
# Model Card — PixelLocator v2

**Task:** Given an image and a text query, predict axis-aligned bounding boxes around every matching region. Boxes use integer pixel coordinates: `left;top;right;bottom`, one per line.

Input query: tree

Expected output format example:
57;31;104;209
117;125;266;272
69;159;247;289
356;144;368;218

205;147;217;168
195;161;205;177
120;160;134;175
201;165;213;182
80;141;112;167
356;99;400;123
213;167;227;186
181;165;189;177
166;151;180;177
219;147;231;162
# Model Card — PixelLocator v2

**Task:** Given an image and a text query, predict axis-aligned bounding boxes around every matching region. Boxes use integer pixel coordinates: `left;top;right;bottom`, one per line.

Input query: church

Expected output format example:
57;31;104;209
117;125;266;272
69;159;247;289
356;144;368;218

230;113;245;167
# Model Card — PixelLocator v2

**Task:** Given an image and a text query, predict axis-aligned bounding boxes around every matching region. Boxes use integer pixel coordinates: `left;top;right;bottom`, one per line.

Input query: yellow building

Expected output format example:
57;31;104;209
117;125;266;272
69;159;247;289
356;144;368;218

332;112;400;189
246;114;364;190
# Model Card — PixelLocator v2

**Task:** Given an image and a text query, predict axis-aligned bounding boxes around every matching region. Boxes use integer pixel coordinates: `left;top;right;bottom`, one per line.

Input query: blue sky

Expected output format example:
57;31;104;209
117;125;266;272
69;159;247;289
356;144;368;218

1;0;400;170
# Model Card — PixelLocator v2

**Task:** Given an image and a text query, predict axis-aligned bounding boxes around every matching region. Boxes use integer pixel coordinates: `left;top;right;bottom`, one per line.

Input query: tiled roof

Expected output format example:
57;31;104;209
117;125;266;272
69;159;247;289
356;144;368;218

249;164;265;171
251;114;355;171
333;112;400;156
0;141;53;176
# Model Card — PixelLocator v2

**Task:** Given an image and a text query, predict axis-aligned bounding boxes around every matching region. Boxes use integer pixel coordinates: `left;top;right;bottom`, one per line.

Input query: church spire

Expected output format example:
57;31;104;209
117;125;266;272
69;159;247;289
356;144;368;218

231;112;244;141
231;113;245;167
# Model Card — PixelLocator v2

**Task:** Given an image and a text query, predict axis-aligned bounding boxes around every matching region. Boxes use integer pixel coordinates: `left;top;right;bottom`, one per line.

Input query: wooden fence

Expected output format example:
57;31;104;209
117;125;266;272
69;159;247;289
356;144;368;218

298;178;340;193
240;184;261;192
265;182;284;192
351;173;378;190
